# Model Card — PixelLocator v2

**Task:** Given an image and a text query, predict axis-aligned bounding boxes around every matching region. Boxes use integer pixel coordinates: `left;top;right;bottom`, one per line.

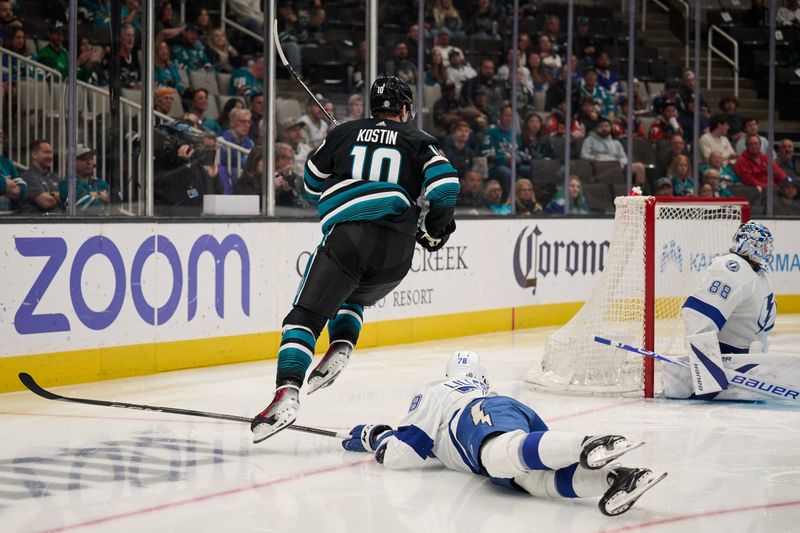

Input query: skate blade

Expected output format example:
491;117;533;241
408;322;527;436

252;412;297;443
588;440;646;468
604;471;668;515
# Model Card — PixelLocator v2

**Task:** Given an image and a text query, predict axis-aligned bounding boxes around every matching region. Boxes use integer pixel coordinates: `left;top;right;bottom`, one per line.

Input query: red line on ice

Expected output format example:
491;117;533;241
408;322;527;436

32;458;374;533
549;399;643;422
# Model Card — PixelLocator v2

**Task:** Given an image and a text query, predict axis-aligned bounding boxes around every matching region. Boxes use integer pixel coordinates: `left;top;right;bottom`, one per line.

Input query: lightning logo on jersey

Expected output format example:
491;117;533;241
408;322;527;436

757;294;776;333
470;401;493;426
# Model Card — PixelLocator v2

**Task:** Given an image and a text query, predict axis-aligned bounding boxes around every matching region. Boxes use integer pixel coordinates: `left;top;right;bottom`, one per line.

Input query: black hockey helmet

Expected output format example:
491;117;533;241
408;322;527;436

370;76;415;120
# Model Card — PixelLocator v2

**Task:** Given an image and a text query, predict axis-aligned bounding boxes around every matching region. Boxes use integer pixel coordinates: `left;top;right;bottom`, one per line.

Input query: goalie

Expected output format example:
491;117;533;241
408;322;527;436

341;352;666;516
664;221;792;400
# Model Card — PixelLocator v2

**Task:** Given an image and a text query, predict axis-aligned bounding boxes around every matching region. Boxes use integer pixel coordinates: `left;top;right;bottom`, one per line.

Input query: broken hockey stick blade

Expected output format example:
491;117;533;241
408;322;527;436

272;18;339;126
18;373;349;439
593;337;800;403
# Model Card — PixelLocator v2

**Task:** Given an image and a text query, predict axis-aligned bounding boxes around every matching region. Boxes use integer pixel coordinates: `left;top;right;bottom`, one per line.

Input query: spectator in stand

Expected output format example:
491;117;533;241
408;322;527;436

520;114;555;160
301;7;328;47
574;96;599;137
581;118;641;183
517;33;532;65
744;0;768;27
76;37;109;86
299;95;330;150
700;150;741;185
777;138;799;177
460;58;502;117
544;99;583;138
227;0;264;35
698;182;714;198
579;68;614;118
698;113;736;164
154;0;184;44
426;48;448;87
229;57;264;98
3;25;28;59
443;120;477;178
343;94;365;123
20;140;61;215
668;154;694;196
35;22;68;78
0;2;20;43
121;0;141;31
154;87;176;116
206;28;241;73
654;176;674;196
464;0;500;40
629;79;650;113
537;35;561;76
528;52;554;95
432;29;462;69
734;118;771;156
58;144;110;214
778;0;800;26
545;175;589;214
445;49;476;96
515;178;542;215
194;8;214;41
0;130;24;211
595;52;621;98
702;167;734;198
573;17;597;66
171;24;211;71
504;68;536;120
433;0;465;38
248;93;264;142
434;81;466;134
217;97;244;131
774;176;800;215
405;24;422;62
647;102;683;142
235;144;302;207
275;1;303;72
481;105;527;200
384;41;417;86
657;133;690;177
278;116;312;176
183;87;221;134
484;179;510;214
651;83;682;116
154;40;185;94
543;14;564;52
734;134;787;189
457;169;487;208
119;23;141;88
217;108;254;194
497;48;531;87
466;88;496;131
678;70;708;116
612;96;645;139
719;96;746;143
677;96;708;141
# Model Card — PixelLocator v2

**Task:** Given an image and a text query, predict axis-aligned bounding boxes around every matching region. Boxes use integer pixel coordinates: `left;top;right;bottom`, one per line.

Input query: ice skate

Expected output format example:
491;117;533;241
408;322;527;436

251;385;300;443
599;467;667;516
580;435;644;469
307;340;353;394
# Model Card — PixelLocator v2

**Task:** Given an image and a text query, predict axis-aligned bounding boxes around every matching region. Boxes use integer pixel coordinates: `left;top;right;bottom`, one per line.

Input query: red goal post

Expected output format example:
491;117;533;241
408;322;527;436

526;195;751;398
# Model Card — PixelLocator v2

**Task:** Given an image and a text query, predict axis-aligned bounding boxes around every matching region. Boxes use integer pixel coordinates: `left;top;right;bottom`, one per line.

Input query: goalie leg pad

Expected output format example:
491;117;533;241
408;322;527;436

686;331;728;396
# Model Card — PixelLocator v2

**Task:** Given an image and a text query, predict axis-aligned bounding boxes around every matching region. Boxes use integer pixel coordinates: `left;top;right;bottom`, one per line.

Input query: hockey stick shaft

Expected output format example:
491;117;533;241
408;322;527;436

593;337;800;402
18;373;349;439
272;19;339;126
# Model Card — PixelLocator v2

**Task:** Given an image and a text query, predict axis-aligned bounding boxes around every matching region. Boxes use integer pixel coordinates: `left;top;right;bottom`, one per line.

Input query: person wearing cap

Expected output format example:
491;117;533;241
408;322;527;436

678;70;708;116
573;16;597;64
170;23;210;71
229;57;264;98
655;177;674;197
445;49;476;95
19;140;61;215
34;22;68;78
734;134;787;189
58;144;110;214
154;40;185;94
277;116;312;176
579;68;615;119
774;176;800;215
298;94;330;150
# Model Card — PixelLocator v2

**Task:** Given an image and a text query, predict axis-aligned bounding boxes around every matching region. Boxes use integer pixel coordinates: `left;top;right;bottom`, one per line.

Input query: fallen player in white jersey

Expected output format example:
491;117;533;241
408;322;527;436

664;221;800;400
341;352;667;516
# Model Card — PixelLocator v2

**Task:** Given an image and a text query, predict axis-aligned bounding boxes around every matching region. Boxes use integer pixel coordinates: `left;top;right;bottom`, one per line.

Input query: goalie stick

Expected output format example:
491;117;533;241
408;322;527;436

272;18;339;126
593;337;800;403
18;373;350;439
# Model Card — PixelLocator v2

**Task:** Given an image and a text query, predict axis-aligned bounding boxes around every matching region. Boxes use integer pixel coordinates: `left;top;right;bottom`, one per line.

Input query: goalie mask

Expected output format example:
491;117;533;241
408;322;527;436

731;221;773;270
370;76;415;121
446;351;487;384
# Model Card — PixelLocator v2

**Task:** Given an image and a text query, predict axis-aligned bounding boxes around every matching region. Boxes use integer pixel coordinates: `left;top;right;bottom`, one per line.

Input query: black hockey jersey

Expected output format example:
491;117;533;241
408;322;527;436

303;118;459;234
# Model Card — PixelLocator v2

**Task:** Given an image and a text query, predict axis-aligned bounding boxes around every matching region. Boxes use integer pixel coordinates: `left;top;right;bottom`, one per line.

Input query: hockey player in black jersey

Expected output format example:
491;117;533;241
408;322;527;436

252;76;460;443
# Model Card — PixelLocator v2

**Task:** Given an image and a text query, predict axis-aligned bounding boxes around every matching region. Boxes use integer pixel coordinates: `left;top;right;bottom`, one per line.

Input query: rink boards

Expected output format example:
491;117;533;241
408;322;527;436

1;217;798;392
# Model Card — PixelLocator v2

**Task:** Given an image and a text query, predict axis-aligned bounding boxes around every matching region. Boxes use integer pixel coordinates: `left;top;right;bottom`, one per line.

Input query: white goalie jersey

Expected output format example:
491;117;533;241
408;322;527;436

682;253;776;354
379;377;494;473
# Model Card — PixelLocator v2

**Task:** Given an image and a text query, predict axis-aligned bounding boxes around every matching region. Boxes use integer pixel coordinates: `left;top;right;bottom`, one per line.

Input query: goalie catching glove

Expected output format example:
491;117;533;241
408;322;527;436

415;219;456;252
341;424;394;452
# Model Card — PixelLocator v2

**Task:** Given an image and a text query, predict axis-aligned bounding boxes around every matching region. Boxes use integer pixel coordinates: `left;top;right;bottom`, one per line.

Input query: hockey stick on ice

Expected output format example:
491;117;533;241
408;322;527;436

593;337;800;403
272;18;339;126
18;373;350;439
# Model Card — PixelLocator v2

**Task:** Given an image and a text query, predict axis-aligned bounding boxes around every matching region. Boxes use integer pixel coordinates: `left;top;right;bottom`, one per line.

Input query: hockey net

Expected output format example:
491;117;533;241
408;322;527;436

526;196;750;397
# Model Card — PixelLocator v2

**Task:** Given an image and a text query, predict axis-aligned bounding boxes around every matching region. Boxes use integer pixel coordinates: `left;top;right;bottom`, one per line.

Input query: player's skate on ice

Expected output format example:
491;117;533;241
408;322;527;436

340;351;666;515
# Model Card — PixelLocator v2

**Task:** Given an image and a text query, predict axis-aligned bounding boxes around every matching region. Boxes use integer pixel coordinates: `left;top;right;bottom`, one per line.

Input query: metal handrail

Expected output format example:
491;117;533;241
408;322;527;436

221;0;265;43
707;24;739;97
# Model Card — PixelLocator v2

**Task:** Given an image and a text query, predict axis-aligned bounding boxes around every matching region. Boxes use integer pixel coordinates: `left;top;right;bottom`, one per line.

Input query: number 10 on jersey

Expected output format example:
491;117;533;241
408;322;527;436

350;145;402;183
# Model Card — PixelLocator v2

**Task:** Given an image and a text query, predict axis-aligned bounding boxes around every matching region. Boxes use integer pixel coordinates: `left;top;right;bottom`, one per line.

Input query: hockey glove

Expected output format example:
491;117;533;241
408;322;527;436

415;219;456;252
341;424;394;453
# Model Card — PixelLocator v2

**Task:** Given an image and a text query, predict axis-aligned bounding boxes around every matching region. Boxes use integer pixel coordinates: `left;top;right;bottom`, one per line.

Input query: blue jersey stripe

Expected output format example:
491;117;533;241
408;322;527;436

520;431;548;470
554;463;579;498
719;342;748;354
447;410;481;474
683;296;727;330
394;424;435;460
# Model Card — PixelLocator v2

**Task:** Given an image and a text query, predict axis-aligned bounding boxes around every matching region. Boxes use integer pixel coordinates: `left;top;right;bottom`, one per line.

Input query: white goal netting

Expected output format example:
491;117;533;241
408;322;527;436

526;196;745;396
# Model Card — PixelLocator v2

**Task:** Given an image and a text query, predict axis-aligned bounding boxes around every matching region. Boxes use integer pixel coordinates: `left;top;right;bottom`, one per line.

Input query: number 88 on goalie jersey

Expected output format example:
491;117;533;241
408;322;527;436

303;117;459;233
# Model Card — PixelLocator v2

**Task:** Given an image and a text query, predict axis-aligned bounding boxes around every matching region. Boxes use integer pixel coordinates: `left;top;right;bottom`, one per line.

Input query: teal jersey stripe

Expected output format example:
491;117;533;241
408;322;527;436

304;168;325;192
426;182;460;206
423;163;457;185
318;181;411;215
321;195;411;233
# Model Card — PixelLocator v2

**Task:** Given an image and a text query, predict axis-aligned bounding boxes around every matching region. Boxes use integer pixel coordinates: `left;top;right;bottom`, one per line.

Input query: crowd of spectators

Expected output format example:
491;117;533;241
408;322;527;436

0;0;798;217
